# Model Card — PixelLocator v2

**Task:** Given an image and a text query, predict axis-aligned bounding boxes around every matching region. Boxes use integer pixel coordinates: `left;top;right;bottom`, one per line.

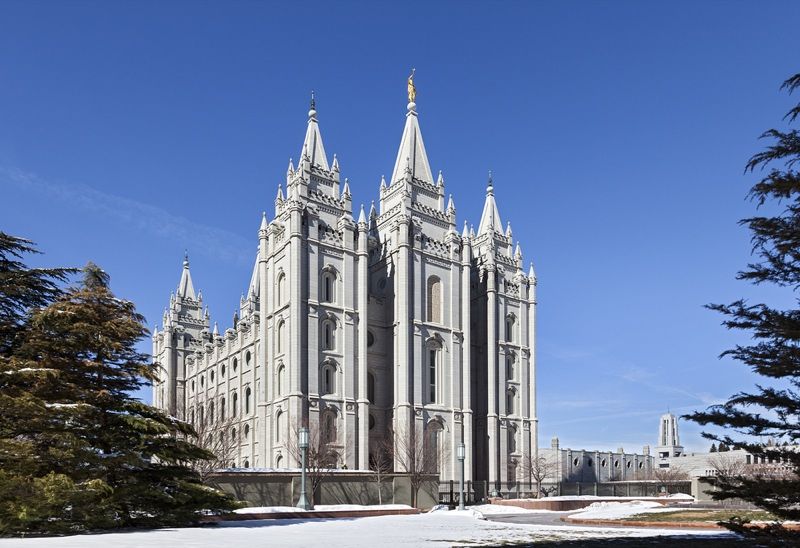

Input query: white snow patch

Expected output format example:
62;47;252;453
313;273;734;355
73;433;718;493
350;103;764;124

569;501;690;520
234;504;412;514
0;508;732;547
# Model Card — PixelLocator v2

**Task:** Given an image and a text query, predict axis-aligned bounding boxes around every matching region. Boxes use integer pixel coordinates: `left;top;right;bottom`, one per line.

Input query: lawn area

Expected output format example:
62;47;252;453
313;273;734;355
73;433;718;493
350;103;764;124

623;510;776;523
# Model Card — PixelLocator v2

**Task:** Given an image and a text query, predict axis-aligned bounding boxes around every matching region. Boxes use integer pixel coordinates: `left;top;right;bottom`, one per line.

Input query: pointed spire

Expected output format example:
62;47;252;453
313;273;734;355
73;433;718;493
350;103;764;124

247;252;259;299
390;76;433;184
506;221;513;239
528;262;537;281
380;174;387;191
287;158;295;176
260;211;268;231
447;194;455;213
478;171;503;236
358;204;367;224
342;177;351;197
300;92;330;170
177;252;197;300
332;153;339;172
437;170;444;187
276;183;284;202
515;243;522;259
462;220;469;238
213;322;219;336
369;200;377;219
470;224;475;238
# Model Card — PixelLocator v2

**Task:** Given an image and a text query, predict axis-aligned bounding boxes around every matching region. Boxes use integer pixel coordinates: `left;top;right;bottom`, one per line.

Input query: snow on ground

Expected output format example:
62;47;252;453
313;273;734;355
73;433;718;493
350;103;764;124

470;504;556;517
514;494;695;502
568;501;699;521
234;504;412;514
0;508;731;548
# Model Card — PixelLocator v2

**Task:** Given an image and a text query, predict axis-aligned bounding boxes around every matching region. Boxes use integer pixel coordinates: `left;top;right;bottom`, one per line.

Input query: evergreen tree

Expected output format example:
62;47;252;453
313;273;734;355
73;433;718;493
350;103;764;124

686;73;800;525
1;260;237;534
709;443;718;453
718;443;730;453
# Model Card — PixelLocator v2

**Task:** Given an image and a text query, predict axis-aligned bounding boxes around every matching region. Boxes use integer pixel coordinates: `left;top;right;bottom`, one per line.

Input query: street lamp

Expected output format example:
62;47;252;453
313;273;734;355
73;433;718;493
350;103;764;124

296;426;311;510
457;442;466;511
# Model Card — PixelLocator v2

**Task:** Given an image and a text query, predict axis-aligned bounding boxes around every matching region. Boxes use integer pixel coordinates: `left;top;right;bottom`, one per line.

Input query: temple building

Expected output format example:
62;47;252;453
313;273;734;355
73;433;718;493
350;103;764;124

152;79;538;488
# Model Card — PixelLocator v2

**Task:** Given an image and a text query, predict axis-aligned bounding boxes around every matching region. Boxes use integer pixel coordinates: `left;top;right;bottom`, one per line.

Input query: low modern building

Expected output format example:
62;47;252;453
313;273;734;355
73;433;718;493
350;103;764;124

540;437;654;484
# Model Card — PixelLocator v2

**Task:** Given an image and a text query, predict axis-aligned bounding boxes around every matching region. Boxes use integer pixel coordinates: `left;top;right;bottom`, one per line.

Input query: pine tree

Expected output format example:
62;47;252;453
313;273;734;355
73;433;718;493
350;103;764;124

709;443;718;453
1;261;237;534
686;73;800;525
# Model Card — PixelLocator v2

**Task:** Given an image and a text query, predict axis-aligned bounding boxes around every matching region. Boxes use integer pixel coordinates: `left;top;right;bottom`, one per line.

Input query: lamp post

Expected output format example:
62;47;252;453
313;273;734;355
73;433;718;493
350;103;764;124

457;442;466;510
296;426;311;510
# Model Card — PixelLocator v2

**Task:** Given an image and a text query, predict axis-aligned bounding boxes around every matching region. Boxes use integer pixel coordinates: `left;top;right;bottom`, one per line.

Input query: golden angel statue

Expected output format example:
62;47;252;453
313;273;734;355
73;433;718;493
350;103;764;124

407;68;416;103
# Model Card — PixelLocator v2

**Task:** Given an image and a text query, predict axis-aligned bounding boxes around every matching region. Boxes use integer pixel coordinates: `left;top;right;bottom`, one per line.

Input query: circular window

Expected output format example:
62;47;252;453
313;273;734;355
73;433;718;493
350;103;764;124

367;331;375;347
369;414;376;430
572;458;579;466
233;358;238;371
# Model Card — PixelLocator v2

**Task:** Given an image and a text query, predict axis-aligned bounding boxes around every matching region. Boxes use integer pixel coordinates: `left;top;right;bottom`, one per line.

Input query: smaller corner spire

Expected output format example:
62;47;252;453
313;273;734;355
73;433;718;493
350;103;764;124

369;200;377;218
260;211;268;231
462;220;469;238
358;203;367;224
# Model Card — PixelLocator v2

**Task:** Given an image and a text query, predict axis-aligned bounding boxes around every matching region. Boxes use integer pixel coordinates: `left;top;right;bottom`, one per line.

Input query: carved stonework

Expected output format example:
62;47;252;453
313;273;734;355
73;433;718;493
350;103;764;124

345;402;355;411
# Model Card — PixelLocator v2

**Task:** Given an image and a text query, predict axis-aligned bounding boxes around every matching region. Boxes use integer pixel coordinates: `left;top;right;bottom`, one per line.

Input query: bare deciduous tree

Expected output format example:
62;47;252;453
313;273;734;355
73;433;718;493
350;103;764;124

369;433;394;505
286;419;343;503
179;400;241;483
519;452;557;498
392;424;447;507
648;465;689;494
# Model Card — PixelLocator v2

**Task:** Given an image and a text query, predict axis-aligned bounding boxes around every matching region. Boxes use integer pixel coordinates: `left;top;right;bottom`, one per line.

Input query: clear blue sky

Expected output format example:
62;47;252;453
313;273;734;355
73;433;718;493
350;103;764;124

2;1;798;453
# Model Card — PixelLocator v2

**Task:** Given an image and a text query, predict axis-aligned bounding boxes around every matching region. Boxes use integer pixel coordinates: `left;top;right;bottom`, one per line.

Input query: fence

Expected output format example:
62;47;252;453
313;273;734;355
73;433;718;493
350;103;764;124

438;479;692;504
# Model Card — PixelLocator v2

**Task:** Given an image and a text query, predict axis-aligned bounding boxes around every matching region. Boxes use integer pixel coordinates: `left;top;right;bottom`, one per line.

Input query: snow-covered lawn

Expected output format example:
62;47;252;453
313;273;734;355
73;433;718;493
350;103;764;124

568;501;702;521
234;504;413;514
0;508;731;547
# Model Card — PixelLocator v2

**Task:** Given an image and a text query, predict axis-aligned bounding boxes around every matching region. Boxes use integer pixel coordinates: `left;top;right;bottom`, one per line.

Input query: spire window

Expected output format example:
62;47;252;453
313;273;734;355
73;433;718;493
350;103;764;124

320;362;336;395
506;314;516;343
426;341;441;404
321;319;336;351
277;272;286;307
245;386;252;415
321;270;336;303
427;276;442;324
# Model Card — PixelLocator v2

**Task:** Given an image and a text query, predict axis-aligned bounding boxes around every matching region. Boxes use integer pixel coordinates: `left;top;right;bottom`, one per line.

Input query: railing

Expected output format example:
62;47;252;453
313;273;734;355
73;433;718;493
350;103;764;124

439;479;692;504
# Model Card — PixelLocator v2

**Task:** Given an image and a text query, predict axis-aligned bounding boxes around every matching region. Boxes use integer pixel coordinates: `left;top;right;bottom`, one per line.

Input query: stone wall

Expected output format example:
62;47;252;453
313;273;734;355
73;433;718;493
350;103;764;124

209;471;439;509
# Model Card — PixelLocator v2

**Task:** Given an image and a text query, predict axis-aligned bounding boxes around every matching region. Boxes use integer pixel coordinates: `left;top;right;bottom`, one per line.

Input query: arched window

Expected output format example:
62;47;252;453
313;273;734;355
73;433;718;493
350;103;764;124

321;411;337;445
245;350;252;367
232;392;238;416
506;353;515;380
277;365;285;395
276;455;283;468
321;319;335;351
426;421;444;473
244;424;250;440
506;388;516;416
367;372;375;404
209;401;215;424
426;276;442;323
233;358;238;372
277;272;286;306
199;404;205;426
245;386;252;414
506;314;516;343
276;320;285;354
320;362;336;395
508;425;518;454
220;397;226;420
427;342;440;404
243;459;250;468
210;370;215;382
321;270;336;303
221;363;226;376
276;411;284;442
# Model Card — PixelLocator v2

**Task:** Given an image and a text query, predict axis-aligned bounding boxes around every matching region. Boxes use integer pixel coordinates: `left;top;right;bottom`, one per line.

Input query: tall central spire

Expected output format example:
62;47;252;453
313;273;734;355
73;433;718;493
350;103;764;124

478;172;503;236
390;72;433;185
300;91;330;171
177;251;197;300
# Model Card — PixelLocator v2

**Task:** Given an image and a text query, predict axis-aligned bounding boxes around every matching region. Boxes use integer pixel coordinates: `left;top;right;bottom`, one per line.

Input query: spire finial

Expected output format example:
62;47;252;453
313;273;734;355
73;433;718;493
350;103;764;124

310;90;316;110
183;250;189;268
487;170;494;195
308;91;317;120
407;68;417;106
